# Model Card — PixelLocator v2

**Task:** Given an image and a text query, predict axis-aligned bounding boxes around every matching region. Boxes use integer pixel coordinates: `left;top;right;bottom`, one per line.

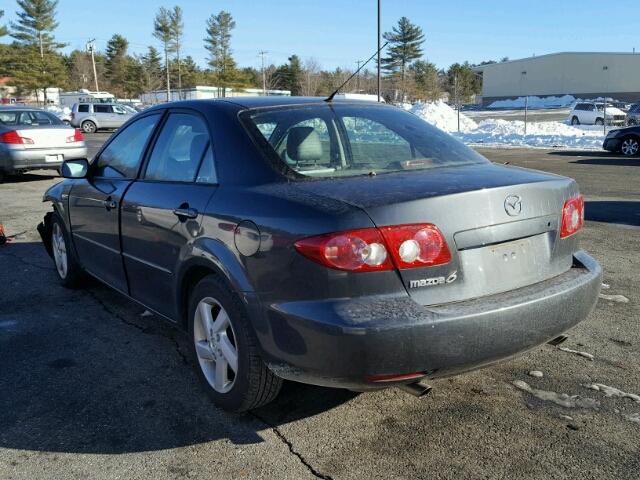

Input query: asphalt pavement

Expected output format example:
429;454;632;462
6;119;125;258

0;141;638;479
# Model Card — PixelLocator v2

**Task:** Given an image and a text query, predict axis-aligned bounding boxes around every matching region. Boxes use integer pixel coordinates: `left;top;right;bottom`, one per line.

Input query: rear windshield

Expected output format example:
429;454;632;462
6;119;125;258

241;103;488;179
0;110;62;126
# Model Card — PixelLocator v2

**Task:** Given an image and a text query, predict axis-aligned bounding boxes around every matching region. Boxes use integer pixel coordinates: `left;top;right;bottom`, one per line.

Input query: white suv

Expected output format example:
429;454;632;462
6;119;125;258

569;102;626;126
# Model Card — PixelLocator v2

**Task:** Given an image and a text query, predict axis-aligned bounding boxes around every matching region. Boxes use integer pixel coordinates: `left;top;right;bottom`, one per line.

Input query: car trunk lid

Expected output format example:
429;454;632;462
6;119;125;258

293;163;579;305
15;125;77;149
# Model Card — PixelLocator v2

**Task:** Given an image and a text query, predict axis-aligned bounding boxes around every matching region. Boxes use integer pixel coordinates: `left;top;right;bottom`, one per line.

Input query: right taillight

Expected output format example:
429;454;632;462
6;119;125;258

379;224;451;268
560;195;584;238
294;223;451;272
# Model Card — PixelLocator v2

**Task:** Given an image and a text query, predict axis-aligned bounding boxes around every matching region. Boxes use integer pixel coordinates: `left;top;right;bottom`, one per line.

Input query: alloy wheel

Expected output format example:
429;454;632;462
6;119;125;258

621;138;639;156
52;223;68;279
82;121;96;133
193;297;238;393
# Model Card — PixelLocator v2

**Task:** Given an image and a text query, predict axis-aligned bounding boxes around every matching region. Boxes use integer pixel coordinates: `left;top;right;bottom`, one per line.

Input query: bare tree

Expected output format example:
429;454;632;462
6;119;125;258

302;57;321;96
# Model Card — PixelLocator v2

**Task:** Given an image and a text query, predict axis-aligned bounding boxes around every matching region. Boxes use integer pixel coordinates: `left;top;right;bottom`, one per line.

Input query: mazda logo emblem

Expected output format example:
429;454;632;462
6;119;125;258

504;195;522;216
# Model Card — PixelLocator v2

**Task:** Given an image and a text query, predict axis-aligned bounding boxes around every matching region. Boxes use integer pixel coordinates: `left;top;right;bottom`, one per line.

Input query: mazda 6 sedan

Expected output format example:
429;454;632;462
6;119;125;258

38;97;601;412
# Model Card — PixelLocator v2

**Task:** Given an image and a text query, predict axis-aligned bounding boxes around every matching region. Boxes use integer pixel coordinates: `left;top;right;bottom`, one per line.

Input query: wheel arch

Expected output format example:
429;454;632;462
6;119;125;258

175;239;256;330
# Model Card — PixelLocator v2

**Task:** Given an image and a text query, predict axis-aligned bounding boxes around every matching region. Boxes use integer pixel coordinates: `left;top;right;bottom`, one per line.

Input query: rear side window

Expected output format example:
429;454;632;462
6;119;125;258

94;114;160;178
78;104;89;113
94;105;112;114
144;113;210;182
196;145;217;184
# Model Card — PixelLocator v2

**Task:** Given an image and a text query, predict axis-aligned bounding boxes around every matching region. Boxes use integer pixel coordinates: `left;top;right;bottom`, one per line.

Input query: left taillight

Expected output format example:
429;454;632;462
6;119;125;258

294;228;392;272
66;128;84;143
560;195;584;238
0;130;33;144
294;223;451;272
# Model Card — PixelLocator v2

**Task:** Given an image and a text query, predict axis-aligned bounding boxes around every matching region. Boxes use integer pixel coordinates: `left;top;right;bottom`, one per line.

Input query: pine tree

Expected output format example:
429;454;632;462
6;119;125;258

382;17;425;99
169;6;184;96
105;34;130;98
0;10;8;37
153;6;174;101
204;10;243;96
446;62;481;104
10;0;67;103
410;60;441;101
140;46;163;92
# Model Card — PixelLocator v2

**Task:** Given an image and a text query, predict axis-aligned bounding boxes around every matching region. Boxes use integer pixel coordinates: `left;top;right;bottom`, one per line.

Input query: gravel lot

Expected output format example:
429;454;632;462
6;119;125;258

1;135;639;480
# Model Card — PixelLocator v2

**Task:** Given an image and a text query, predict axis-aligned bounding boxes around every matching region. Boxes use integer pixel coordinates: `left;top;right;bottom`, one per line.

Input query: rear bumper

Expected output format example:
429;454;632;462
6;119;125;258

259;251;602;390
603;138;621;152
1;146;88;172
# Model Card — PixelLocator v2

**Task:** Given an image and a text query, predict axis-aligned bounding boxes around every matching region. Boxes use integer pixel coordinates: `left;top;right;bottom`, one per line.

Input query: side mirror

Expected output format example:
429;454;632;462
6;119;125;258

61;158;89;179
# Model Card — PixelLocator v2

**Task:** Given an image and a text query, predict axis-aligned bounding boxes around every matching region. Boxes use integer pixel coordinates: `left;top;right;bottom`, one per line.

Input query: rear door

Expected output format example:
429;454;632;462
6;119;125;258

120;110;218;318
93;104;114;128
68;113;162;292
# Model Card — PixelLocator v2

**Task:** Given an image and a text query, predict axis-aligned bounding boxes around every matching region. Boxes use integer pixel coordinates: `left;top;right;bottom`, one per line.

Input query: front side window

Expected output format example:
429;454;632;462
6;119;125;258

94;114;160;178
144;113;210;182
242;104;488;179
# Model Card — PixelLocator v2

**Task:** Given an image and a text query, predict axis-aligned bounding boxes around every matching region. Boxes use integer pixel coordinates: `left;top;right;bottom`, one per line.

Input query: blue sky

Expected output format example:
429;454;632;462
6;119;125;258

1;0;640;70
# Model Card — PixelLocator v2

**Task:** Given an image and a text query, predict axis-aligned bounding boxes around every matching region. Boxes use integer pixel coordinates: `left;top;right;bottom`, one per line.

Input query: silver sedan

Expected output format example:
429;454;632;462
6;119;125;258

0;106;88;182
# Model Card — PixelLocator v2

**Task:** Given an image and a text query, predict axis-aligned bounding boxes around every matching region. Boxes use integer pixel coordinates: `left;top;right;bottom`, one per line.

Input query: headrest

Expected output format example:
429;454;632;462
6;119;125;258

190;134;208;161
286;126;322;163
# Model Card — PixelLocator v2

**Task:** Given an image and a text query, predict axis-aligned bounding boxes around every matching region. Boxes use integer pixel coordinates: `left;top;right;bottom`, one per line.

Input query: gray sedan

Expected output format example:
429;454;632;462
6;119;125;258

38;97;601;412
0;106;87;182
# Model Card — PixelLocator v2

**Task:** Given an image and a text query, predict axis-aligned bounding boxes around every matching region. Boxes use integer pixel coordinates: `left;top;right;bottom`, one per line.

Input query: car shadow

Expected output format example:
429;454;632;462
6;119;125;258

546;150;640;166
0;241;357;454
548;150;615;157
585;201;640;227
2;172;59;183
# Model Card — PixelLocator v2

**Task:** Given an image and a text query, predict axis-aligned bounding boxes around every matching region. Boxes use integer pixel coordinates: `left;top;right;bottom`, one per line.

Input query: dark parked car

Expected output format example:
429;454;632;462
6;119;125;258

603;124;640;156
38;98;602;412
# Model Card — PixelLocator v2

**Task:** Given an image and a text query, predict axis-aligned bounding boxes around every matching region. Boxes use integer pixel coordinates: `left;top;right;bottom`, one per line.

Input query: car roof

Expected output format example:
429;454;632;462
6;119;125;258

143;96;387;113
0;105;45;111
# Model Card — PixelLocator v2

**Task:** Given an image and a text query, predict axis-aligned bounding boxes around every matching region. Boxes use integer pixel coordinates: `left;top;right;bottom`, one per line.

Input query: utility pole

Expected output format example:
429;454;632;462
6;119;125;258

603;66;609;135
39;31;46;105
521;70;528;136
258;50;268;95
377;0;381;102
86;39;99;92
454;74;460;132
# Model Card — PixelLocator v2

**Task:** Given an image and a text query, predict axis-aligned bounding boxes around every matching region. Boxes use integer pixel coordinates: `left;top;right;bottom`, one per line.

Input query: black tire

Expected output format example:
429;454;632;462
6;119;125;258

0;170;4;183
620;136;640;157
595;118;604;126
571;116;580;126
81;120;97;134
188;275;282;412
50;212;85;288
628;119;637;126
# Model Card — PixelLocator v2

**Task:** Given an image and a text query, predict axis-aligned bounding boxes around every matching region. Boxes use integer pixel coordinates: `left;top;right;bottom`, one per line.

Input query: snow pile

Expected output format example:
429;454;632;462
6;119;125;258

456;119;606;150
488;95;577;110
409;101;605;150
45;105;72;119
410;101;477;132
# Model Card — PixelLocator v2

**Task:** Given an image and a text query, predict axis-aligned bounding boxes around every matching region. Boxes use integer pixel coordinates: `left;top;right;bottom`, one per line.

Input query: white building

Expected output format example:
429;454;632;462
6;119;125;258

474;52;640;105
140;86;291;105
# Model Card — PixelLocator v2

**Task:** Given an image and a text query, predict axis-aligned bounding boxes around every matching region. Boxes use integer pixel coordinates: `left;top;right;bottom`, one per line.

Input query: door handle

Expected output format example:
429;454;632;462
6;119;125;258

103;197;117;210
173;207;198;219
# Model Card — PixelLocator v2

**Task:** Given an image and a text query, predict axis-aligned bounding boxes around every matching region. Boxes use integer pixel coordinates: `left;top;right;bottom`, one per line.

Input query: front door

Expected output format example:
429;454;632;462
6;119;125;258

120;111;218;319
68;113;162;292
